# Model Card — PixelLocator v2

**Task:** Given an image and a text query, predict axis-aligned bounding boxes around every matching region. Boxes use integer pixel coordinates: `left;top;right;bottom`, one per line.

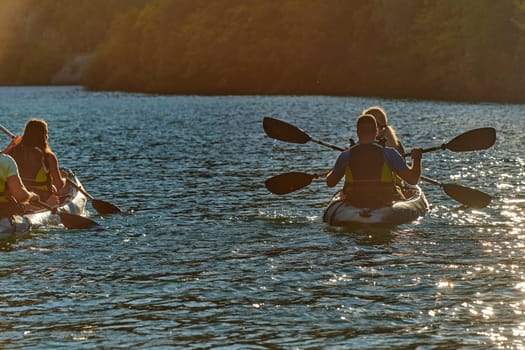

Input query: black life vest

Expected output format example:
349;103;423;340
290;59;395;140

343;143;396;208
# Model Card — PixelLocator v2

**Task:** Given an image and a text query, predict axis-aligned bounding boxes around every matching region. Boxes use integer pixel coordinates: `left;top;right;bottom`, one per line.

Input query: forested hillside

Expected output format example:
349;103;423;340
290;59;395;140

1;0;525;102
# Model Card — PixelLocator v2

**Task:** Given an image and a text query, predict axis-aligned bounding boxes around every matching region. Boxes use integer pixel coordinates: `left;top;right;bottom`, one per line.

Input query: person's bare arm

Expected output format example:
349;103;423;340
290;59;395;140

396;148;422;185
47;152;66;191
6;175;39;204
326;169;340;188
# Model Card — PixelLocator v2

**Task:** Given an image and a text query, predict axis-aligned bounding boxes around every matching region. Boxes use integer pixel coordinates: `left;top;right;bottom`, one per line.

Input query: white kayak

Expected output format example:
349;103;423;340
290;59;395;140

323;185;429;228
0;168;89;241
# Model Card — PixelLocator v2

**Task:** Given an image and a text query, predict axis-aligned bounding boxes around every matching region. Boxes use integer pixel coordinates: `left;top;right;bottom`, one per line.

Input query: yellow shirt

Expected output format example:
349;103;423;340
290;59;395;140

0;154;19;202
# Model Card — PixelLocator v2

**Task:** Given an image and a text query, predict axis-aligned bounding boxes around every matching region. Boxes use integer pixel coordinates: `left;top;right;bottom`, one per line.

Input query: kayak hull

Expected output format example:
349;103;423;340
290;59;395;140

0;169;88;241
323;185;429;228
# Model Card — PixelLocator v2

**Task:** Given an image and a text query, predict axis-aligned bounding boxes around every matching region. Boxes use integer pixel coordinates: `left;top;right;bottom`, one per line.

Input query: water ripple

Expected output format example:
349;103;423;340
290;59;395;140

0;87;524;348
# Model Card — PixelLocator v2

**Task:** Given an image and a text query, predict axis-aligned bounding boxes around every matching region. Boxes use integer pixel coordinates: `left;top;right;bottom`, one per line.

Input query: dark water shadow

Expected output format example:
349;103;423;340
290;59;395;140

325;224;399;245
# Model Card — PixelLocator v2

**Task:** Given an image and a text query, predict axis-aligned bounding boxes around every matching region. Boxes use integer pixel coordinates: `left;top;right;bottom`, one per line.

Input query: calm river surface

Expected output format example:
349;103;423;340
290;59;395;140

0;86;523;349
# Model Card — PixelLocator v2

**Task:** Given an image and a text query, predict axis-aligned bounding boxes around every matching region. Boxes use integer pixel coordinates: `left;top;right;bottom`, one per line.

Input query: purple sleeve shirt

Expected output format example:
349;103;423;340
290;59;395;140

330;146;407;184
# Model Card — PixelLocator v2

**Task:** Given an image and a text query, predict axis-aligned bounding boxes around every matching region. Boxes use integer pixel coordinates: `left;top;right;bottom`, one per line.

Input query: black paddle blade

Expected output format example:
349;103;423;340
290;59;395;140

58;212;101;229
445;127;496;152
265;172;316;195
92;199;122;215
443;183;492;209
263;117;311;144
66;179;121;215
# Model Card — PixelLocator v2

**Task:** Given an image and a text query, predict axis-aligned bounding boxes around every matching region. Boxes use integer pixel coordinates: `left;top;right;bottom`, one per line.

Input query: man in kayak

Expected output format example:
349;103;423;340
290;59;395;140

0;153;40;216
326;114;422;208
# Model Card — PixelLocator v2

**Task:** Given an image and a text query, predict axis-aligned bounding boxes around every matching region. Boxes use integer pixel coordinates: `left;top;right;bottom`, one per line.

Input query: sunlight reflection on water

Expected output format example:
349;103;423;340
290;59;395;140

0;87;524;348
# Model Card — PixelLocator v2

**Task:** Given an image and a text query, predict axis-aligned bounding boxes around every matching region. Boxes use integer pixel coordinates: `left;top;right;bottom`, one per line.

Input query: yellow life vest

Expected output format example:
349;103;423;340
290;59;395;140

342;143;397;208
0;177;9;203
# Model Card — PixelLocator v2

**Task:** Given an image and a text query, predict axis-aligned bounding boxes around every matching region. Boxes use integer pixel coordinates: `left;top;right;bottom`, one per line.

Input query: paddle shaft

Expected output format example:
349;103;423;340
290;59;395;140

311;137;344;152
66;177;94;200
36;200;100;229
407;144;457;157
37;200;61;212
420;175;440;186
0;124;15;139
316;138;437;158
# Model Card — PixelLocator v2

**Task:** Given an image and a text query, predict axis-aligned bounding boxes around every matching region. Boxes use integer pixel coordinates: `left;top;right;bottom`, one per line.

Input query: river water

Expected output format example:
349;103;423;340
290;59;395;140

0;86;523;349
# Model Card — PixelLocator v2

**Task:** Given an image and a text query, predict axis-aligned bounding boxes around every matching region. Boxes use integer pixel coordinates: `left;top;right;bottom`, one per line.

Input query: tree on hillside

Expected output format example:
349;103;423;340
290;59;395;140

3;0;525;102
0;0;145;85
410;0;525;101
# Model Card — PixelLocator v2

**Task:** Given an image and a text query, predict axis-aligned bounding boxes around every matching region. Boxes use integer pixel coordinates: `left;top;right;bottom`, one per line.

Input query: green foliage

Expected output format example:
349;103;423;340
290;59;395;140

2;0;525;102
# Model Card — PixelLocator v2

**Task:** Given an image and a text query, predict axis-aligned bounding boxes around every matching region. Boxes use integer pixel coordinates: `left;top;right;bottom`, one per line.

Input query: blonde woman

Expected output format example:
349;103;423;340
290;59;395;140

362;106;405;156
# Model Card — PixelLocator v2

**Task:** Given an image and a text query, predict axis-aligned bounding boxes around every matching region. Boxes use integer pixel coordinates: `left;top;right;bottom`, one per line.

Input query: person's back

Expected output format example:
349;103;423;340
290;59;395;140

9;143;50;194
6;119;65;201
343;142;398;208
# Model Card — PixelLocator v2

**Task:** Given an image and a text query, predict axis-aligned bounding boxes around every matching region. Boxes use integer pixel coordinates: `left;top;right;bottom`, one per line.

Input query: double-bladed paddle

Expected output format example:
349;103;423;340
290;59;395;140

0;123;121;215
37;201;100;229
265;171;493;208
263;117;494;208
263;116;496;155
